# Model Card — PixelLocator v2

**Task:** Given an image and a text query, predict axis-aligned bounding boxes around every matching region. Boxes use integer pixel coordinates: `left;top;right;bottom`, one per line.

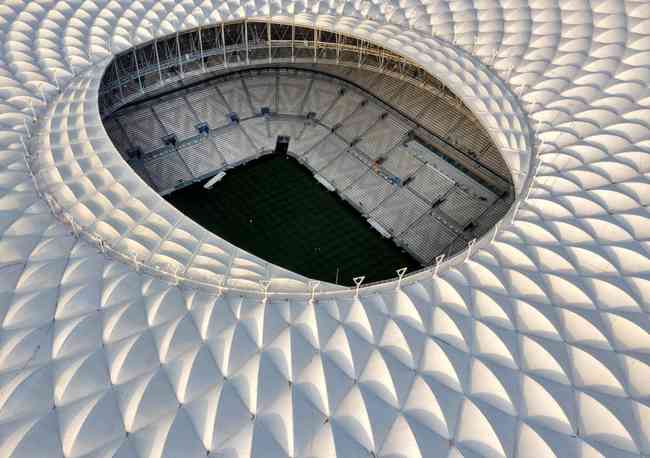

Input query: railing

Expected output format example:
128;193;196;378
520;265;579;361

99;20;459;118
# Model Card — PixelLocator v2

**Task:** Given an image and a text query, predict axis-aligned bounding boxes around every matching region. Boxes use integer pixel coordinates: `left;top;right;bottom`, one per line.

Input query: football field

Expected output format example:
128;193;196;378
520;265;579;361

166;154;420;286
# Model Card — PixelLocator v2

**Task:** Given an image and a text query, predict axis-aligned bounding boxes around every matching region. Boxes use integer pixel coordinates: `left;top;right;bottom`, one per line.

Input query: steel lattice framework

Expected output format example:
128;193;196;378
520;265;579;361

0;1;649;458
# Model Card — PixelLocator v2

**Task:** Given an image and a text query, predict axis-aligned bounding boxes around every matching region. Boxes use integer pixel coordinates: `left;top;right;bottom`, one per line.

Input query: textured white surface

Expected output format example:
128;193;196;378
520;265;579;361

0;1;649;457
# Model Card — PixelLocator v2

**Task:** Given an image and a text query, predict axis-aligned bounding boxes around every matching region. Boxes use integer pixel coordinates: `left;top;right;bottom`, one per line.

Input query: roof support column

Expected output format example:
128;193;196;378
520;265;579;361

113;61;124;102
176;32;183;77
336;32;341;64
222;24;228;68
154;39;163;85
199;27;205;72
267;20;272;63
291;22;295;63
244;21;250;65
133;48;143;92
358;39;363;68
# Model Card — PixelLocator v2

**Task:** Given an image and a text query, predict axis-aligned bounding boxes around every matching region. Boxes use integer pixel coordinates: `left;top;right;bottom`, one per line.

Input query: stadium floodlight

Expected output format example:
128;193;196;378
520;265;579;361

309;280;320;303
259;279;272;303
395;267;408;290
465;238;476;262
353;276;365;298
433;253;445;278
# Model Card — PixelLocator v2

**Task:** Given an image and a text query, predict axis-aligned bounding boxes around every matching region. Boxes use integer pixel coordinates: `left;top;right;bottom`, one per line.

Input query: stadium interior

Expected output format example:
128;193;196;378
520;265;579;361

99;20;514;283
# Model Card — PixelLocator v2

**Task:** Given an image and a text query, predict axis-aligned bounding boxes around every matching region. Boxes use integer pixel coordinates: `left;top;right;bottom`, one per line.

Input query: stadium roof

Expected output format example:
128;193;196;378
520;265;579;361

0;1;649;457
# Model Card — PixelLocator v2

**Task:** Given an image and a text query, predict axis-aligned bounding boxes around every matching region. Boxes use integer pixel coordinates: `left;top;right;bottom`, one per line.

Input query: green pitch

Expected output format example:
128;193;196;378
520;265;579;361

166;154;420;286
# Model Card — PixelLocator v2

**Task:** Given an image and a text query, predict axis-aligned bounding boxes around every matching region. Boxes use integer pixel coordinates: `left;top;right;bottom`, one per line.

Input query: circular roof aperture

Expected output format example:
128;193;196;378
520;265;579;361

99;21;515;286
